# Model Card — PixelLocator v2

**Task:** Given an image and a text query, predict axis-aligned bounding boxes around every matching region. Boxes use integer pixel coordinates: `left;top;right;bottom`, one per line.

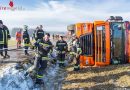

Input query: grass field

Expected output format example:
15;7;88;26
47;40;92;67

8;39;17;47
8;39;35;47
63;64;130;90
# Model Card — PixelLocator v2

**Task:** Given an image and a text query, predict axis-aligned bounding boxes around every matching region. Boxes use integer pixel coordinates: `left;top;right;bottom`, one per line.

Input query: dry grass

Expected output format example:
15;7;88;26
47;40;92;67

8;39;35;47
8;39;17;47
63;64;130;90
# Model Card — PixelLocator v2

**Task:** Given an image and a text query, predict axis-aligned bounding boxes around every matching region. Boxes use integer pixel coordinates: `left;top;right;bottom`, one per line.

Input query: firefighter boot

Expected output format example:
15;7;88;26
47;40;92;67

0;52;5;58
5;54;10;58
4;51;10;58
35;78;44;85
59;63;65;68
25;50;29;55
0;52;3;56
74;64;80;71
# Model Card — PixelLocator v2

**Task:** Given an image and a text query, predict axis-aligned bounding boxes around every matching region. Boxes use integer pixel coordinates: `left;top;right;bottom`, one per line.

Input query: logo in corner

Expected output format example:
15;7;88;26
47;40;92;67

9;0;14;8
0;0;25;11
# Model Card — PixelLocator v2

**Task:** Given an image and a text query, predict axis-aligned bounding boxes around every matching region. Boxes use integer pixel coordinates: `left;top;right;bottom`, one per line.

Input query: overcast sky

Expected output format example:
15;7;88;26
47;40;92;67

0;0;130;31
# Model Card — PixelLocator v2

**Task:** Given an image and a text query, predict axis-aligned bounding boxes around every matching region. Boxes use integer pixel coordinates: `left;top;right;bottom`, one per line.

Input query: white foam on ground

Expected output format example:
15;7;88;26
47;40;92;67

0;50;68;90
0;63;67;90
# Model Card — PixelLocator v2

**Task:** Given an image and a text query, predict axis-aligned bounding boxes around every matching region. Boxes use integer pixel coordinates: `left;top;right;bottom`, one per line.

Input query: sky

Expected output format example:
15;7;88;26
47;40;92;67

0;0;130;31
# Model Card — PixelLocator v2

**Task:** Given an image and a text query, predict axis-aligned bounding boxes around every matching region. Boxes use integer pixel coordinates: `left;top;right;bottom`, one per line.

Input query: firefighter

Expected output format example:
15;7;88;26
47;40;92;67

35;25;44;41
33;27;39;41
56;35;68;67
69;35;82;71
68;34;76;62
34;33;53;85
16;29;22;48
23;25;30;55
52;34;55;40
0;20;4;58
0;20;11;58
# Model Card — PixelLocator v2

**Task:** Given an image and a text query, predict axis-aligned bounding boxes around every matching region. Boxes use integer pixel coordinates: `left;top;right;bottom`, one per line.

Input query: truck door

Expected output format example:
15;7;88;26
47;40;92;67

94;21;110;66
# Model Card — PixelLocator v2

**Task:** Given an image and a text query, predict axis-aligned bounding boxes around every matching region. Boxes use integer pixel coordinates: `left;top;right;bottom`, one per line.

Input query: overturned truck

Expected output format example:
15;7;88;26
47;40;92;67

67;16;130;68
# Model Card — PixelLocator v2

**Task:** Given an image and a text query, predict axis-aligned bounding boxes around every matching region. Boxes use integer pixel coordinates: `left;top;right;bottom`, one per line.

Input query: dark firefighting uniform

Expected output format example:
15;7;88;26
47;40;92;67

0;25;11;57
34;39;52;84
56;40;68;67
23;30;30;55
33;30;36;41
70;39;82;71
35;29;44;41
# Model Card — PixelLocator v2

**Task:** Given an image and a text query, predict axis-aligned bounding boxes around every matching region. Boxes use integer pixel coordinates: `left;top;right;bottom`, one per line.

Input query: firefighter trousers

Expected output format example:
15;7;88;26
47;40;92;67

0;44;3;56
24;46;29;55
0;44;8;56
74;55;80;71
75;55;80;66
57;53;65;67
34;56;47;80
17;40;21;48
24;39;30;55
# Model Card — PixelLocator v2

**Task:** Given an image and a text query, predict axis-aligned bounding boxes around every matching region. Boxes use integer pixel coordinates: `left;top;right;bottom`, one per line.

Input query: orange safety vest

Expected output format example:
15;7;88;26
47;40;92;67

16;32;22;41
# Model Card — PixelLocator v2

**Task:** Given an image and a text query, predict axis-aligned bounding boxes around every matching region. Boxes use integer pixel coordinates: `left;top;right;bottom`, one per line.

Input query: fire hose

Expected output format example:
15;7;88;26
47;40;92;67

0;48;34;51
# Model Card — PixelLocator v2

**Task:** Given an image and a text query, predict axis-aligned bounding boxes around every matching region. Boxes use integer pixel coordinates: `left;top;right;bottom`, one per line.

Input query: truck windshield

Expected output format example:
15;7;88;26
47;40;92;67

111;22;125;61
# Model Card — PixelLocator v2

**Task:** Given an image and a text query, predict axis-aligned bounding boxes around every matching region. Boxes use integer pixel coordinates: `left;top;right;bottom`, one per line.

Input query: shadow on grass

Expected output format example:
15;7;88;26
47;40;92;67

68;64;130;74
64;70;130;90
63;84;116;90
65;71;129;84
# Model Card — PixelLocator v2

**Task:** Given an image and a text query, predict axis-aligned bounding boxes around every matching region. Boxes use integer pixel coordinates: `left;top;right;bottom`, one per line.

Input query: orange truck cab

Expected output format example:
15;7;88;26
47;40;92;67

79;23;95;68
67;16;127;67
124;21;130;63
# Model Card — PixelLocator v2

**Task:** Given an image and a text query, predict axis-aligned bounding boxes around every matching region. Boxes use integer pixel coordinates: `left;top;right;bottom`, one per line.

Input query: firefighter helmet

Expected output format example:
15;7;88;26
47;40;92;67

72;34;76;37
24;25;28;30
0;20;3;24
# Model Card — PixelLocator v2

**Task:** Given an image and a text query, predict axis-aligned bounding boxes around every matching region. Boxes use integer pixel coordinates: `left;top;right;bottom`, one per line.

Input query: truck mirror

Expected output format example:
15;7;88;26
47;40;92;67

122;23;126;30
